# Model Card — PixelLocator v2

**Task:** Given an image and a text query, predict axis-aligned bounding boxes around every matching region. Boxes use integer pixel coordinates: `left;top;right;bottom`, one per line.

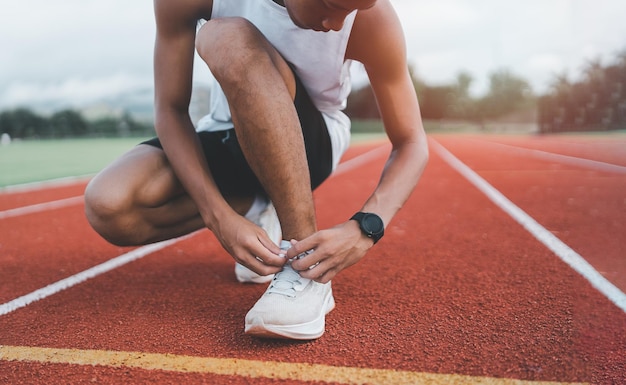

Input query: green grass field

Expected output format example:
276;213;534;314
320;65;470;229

0;137;150;188
1;134;384;188
0;119;540;188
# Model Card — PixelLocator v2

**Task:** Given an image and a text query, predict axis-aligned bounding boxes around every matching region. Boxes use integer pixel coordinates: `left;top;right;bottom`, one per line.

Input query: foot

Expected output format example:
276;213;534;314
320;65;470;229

235;201;281;284
244;241;335;340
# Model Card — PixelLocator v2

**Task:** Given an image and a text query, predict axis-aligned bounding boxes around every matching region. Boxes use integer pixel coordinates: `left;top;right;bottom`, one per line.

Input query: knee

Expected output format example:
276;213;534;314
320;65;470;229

84;175;142;246
195;18;271;83
195;17;255;58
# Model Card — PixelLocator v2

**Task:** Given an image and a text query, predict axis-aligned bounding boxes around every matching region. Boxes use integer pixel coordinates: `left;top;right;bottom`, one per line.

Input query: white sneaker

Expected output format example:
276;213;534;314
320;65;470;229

244;241;335;340
235;201;281;284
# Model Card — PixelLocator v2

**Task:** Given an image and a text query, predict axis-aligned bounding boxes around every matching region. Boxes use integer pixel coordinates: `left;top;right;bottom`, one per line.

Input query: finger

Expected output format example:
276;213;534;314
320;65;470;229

253;247;286;267
247;235;286;267
299;260;335;283
314;270;334;284
242;233;285;266
243;253;283;275
290;249;320;271
233;239;285;270
285;235;319;259
257;233;282;255
294;251;330;274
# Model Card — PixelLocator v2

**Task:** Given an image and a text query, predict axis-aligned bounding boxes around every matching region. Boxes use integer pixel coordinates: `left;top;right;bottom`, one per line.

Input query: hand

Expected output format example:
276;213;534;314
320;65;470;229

210;212;287;276
286;220;374;283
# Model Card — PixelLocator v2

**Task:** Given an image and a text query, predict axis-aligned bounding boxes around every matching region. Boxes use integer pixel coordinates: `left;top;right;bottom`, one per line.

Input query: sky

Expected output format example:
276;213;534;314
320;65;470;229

1;0;626;111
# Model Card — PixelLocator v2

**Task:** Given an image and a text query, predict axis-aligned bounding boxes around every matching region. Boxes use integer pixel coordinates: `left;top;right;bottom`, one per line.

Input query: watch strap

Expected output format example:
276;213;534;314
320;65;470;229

350;211;384;244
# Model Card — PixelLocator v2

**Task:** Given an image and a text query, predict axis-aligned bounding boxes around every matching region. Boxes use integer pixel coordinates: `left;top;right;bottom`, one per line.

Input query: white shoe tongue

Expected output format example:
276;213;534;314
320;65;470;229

272;240;314;295
268;264;311;296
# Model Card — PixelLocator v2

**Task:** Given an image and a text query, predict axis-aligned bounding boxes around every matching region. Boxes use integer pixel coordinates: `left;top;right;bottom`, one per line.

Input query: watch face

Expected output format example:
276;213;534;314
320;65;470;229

362;213;384;235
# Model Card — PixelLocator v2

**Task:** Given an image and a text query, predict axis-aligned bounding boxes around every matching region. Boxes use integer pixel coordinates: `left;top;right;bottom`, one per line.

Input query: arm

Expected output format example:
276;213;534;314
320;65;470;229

153;0;216;226
289;0;429;281
152;0;284;273
350;1;429;225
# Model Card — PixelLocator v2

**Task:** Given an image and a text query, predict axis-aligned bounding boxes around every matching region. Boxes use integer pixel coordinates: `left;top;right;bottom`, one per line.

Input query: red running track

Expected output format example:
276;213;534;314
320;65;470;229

0;133;624;385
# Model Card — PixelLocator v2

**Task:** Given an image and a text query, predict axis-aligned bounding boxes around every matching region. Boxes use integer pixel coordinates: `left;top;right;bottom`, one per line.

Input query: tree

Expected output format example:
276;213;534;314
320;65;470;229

448;72;475;120
419;85;455;120
538;49;626;133
479;69;532;119
345;84;380;119
410;64;456;120
0;108;46;139
49;109;88;138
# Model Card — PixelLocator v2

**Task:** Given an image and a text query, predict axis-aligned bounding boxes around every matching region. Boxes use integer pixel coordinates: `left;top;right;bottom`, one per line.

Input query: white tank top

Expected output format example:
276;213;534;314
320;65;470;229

195;0;355;170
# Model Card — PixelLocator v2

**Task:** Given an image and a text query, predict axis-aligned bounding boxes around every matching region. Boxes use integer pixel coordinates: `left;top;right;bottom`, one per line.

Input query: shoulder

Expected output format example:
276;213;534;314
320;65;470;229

346;0;407;74
154;0;212;32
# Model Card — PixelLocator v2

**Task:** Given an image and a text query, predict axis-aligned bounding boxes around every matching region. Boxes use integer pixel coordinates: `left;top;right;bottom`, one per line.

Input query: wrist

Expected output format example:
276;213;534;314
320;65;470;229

200;202;235;231
350;212;385;244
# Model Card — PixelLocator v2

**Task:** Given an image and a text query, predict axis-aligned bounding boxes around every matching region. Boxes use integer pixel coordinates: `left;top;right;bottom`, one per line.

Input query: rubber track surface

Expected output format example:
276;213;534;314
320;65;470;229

0;135;624;384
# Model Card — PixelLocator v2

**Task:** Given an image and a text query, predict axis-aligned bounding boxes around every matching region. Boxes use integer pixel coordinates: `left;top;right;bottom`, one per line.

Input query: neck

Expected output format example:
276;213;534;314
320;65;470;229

273;0;285;6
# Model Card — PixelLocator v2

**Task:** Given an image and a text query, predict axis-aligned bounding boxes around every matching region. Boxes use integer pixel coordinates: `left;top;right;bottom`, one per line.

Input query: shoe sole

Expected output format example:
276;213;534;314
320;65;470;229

244;289;336;340
236;274;274;284
235;264;274;284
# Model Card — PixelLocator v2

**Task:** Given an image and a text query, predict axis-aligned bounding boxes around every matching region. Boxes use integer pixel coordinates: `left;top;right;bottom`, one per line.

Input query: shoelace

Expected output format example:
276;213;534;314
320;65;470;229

267;242;312;298
267;264;309;298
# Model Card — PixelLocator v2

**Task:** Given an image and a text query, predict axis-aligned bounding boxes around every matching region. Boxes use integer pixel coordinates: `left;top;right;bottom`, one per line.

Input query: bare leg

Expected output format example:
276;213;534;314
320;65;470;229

87;18;317;246
196;18;317;241
84;144;253;246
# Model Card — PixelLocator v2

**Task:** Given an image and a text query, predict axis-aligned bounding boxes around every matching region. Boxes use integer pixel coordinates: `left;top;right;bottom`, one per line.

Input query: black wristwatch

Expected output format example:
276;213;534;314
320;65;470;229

350;212;384;244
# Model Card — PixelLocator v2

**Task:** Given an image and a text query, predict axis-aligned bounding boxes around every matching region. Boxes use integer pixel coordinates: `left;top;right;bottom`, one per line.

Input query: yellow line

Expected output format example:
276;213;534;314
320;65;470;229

0;345;588;385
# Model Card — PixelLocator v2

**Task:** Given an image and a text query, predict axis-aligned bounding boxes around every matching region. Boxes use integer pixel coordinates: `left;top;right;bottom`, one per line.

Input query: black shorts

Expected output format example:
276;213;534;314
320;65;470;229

141;69;333;198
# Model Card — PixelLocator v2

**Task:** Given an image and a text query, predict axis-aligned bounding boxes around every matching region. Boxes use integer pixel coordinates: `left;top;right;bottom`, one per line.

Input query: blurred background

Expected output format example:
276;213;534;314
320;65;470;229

1;0;625;184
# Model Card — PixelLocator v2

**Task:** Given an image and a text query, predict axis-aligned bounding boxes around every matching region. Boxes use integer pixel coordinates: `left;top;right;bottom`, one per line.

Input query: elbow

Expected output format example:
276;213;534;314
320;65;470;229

413;126;429;169
415;139;429;179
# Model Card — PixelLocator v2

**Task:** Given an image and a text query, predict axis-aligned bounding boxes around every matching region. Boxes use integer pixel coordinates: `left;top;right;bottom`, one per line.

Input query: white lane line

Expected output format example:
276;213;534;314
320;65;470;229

470;139;626;174
0;175;92;194
0;196;84;220
0;232;198;316
430;138;626;313
0;144;387;316
332;144;390;177
0;145;390;220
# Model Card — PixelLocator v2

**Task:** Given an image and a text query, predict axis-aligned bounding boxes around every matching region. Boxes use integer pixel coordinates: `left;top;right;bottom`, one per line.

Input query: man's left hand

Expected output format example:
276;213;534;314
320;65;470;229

286;220;374;283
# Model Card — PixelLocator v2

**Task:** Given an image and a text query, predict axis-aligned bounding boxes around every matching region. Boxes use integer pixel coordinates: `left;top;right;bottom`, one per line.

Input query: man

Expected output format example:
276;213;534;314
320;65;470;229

84;0;428;340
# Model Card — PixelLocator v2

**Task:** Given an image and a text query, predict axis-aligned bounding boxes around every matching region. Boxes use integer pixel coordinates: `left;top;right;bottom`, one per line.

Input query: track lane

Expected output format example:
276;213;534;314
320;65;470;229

0;345;587;385
0;145;385;306
475;134;626;167
1;138;624;384
0;183;88;212
0;206;134;303
432;135;626;293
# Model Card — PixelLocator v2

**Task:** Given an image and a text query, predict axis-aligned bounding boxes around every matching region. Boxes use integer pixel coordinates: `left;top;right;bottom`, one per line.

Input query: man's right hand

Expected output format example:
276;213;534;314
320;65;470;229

210;212;287;276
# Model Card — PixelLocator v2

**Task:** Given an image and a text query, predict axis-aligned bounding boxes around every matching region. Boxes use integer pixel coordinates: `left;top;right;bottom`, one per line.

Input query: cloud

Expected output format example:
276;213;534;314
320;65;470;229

0;73;152;110
1;0;625;110
0;0;154;107
392;0;626;94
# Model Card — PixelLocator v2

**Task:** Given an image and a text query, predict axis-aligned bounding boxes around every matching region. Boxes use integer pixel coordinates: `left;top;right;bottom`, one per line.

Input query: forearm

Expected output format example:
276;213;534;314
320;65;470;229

154;111;235;229
152;2;232;230
153;109;285;271
288;131;428;282
360;131;429;227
